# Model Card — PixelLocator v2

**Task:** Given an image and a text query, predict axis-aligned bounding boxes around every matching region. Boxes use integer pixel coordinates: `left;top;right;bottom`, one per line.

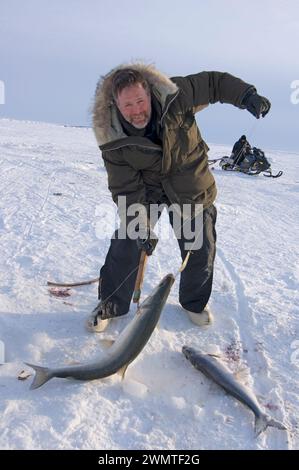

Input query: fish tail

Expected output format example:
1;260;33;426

254;413;287;436
25;362;53;390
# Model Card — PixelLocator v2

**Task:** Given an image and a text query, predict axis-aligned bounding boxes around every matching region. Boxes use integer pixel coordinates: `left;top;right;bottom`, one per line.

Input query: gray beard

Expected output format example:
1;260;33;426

129;114;151;129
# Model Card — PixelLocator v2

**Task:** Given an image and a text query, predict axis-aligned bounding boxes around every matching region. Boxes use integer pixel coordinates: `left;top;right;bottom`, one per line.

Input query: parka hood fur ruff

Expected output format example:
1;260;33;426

92;63;178;146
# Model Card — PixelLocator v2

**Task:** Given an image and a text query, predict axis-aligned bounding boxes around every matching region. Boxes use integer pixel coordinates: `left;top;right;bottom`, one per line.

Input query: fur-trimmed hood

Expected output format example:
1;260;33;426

92;63;178;146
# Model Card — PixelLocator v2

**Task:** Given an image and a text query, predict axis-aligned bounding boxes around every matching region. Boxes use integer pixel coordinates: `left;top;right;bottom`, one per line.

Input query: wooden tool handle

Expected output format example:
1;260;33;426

133;251;148;303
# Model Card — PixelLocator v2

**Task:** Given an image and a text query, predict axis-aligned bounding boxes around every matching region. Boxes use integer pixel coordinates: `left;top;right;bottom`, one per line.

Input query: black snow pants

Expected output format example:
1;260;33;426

98;204;217;318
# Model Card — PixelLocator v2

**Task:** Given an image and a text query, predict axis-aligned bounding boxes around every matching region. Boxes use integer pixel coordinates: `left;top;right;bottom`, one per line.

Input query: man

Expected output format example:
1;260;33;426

230;135;252;167
89;64;270;332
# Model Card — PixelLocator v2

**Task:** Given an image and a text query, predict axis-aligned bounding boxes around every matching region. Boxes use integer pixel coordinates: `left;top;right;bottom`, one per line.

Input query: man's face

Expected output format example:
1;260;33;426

116;83;151;129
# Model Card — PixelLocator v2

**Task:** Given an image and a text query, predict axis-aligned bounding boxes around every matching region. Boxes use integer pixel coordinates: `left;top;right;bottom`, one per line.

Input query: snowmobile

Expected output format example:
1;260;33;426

209;136;283;178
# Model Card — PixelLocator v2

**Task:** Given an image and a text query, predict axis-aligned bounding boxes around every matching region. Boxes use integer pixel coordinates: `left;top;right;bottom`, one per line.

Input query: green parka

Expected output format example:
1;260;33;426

92;63;254;221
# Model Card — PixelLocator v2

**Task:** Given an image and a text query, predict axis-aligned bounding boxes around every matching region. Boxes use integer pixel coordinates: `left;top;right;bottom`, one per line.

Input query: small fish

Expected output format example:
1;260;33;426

26;274;175;389
182;345;287;436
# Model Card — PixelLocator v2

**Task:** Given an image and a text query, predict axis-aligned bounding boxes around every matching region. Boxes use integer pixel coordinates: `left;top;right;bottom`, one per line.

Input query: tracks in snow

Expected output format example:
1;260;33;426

216;246;291;449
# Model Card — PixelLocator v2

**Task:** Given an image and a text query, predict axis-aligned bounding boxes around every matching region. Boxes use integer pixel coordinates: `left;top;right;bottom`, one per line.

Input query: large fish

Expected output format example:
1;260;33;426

182;345;287;436
26;274;175;389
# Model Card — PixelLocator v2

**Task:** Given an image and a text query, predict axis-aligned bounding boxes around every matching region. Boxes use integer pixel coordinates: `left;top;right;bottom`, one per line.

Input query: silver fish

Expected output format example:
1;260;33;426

26;274;175;389
182;345;287;436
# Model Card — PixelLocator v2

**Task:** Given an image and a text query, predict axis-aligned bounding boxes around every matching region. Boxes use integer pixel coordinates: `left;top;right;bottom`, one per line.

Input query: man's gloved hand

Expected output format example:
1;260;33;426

137;227;158;256
242;90;271;119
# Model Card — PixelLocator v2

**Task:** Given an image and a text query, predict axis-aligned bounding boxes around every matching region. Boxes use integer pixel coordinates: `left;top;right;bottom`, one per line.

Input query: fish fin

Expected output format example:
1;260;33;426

254;413;287;436
118;363;129;380
234;367;250;384
99;338;115;349
24;362;52;390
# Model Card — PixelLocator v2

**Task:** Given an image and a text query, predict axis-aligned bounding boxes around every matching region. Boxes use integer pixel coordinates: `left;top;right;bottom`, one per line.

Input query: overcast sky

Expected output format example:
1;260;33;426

0;0;298;151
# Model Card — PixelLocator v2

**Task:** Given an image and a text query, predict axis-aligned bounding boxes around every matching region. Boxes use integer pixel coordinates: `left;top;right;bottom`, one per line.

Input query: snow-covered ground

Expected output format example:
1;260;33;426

0;118;298;450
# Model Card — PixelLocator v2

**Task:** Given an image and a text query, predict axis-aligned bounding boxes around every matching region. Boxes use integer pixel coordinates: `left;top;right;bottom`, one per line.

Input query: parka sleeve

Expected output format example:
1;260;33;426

173;72;255;110
102;154;146;205
102;154;148;227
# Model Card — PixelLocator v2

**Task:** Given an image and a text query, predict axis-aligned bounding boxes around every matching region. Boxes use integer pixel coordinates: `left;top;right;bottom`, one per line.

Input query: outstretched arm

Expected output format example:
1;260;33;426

173;71;270;117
